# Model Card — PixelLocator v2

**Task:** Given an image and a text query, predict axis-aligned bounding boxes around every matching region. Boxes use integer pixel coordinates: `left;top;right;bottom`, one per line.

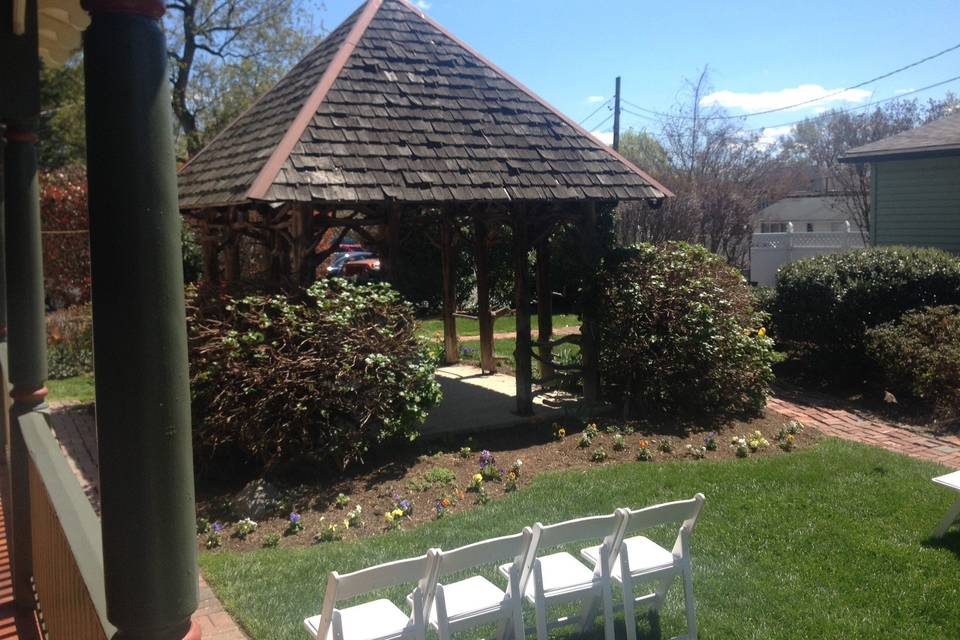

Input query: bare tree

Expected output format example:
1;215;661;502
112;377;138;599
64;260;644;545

164;0;321;157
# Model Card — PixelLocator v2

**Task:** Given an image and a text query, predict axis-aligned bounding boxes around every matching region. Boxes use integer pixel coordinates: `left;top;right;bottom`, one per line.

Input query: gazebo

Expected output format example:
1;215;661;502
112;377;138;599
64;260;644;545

179;0;671;415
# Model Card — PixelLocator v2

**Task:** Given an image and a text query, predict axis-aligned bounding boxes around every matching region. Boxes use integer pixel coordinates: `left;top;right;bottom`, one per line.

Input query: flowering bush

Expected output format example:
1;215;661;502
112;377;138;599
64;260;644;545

704;432;719;451
730;436;749;458
584;423;600;440
591;446;609;463
479;450;503;481
39;168;90;307
205;522;224;549
197;518;211;535
504;471;519;492
636;440;653;461
458;447;472;458
263;533;281;548
612;434;626;451
510;459;523;477
285;512;304;536
777;420;805;452
46;304;93;379
435;497;454;519
554;424;566;440
384;507;406;530
234;517;257;540
469;473;484;492
578;434;592;449
686;445;707;460
189;279;442;472
315;521;342;543
344;505;363;529
747;430;769;452
597;243;775;419
335;493;351;508
657;439;674;454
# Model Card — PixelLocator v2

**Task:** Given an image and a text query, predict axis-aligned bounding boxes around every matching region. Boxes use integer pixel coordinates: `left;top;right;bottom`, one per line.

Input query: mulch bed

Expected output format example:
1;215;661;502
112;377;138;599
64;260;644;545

196;408;819;551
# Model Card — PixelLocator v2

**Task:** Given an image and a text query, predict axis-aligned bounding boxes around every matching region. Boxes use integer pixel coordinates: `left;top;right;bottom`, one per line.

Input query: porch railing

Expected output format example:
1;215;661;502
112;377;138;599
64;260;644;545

18;409;114;638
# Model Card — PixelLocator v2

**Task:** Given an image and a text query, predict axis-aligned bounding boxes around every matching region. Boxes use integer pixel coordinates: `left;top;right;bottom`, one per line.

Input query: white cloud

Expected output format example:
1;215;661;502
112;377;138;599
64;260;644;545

756;125;795;148
894;88;915;95
585;95;606;104
591;130;614;145
701;84;872;113
416;0;431;9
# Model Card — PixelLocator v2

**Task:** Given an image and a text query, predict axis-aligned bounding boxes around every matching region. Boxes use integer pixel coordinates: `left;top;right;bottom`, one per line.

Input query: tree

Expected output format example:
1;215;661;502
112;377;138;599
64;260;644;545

37;60;86;169
39;167;90;307
780;93;959;241
164;0;320;157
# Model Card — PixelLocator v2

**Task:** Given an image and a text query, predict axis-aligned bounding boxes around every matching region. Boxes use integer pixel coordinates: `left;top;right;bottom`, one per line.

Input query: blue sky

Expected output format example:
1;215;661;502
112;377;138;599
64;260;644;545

317;0;960;145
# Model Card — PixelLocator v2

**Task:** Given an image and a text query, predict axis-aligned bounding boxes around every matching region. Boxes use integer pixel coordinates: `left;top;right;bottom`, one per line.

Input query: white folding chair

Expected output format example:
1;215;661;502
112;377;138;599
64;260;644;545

423;527;538;640
304;550;441;640
581;494;705;640
499;510;628;640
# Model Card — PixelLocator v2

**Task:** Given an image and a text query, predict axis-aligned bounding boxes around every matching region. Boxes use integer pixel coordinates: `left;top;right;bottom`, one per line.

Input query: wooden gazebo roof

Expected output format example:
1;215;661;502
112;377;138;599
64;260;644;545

177;0;671;210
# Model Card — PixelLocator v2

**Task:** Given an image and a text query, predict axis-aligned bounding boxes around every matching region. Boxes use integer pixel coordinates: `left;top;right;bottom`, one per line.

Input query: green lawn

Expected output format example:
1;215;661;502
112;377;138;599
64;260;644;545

417;314;580;338
199;440;960;639
47;373;95;404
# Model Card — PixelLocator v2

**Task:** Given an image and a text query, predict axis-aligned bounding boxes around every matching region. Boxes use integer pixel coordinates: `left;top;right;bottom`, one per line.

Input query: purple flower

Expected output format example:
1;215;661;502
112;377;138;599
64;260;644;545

399;499;412;513
479;450;495;468
289;512;301;524
212;522;223;533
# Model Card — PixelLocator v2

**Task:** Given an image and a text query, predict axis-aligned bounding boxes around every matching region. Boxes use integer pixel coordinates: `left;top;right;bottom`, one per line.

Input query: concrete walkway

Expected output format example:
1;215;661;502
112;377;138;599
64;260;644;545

421;364;580;436
47;405;249;640
769;396;960;469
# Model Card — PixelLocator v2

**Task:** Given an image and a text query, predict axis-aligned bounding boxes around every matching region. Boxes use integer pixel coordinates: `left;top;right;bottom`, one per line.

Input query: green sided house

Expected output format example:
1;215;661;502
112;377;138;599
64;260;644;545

839;111;960;253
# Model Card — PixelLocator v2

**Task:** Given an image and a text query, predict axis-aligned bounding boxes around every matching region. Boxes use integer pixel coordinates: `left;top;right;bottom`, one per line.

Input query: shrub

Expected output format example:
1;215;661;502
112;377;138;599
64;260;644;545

866;305;960;420
773;246;960;379
596;242;775;419
46;304;93;379
188;279;442;473
39;168;90;307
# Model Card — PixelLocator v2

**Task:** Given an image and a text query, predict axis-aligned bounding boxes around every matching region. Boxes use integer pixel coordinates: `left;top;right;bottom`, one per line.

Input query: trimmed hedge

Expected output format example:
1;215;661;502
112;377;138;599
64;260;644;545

596;242;776;420
46;304;93;379
188;279;442;473
772;246;960;379
866;305;960;420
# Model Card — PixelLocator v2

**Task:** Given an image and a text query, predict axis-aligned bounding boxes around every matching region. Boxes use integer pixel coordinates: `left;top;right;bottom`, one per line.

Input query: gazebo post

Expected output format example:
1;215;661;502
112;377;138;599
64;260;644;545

439;210;459;364
579;202;600;403
535;228;553;382
83;2;200;637
200;211;221;286
385;204;402;286
223;208;242;282
513;207;533;415
291;205;315;285
473;217;496;373
3;120;46;609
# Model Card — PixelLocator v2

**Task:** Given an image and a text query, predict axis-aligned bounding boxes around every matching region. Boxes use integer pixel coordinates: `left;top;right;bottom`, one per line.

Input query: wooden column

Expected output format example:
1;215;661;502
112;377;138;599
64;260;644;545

223;210;241;283
580;203;600;403
200;212;220;285
384;205;402;286
291;206;315;285
83;2;200;637
439;211;459;364
513;209;533;415
3;122;46;609
535;230;554;381
473;217;496;373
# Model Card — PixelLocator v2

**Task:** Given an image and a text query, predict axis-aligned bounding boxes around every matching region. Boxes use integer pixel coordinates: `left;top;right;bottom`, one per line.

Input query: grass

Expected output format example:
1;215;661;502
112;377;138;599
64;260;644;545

417;314;580;338
199;439;960;639
46;373;95;404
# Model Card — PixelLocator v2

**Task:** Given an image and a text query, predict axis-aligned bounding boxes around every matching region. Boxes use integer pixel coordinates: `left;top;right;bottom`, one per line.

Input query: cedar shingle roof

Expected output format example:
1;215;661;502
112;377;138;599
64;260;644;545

177;0;671;210
839;111;960;162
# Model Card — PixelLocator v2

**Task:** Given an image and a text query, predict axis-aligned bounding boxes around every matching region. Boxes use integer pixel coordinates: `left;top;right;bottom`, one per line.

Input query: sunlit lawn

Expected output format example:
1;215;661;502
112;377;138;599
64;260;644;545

47;373;96;404
417;313;580;338
200;439;960;639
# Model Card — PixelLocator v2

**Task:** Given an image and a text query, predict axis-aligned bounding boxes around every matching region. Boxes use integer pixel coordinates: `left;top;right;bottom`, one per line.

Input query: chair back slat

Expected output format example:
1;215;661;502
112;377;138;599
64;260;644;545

622;494;705;536
536;512;621;550
333;553;434;601
437;530;529;576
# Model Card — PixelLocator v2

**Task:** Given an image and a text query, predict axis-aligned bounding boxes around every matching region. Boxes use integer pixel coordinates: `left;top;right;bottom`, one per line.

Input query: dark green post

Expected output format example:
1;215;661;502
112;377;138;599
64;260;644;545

3;122;47;609
82;2;200;638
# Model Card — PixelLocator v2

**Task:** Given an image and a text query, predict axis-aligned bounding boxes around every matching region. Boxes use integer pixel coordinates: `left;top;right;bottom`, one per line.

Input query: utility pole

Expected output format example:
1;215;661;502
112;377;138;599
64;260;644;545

613;76;621;151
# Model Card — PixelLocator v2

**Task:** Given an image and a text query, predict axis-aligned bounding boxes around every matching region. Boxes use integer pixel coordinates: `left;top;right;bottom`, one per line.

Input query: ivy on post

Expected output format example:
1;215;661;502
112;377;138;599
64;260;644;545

82;0;201;637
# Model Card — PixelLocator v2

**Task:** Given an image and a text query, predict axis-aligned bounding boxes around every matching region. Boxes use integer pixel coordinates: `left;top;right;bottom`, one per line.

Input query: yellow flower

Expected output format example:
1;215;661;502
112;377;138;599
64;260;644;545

384;512;394;523
758;327;767;337
786;434;796;443
391;508;404;518
473;473;483;484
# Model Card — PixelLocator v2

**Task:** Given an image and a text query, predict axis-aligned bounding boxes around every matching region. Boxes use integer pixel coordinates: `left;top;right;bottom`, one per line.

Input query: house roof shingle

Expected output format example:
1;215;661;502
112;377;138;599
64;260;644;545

839;111;960;162
177;0;671;210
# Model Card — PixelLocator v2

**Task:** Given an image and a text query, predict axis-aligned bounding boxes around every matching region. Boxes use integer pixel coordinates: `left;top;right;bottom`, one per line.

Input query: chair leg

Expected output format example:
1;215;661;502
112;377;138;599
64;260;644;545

933;496;960;538
622;579;638;640
602;585;616;640
682;566;697;640
535;599;549;640
512;604;526;640
652;574;673;611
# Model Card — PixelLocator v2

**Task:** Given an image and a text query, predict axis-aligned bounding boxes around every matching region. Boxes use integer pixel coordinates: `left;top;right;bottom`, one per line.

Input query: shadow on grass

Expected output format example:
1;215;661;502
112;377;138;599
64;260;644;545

921;529;960;558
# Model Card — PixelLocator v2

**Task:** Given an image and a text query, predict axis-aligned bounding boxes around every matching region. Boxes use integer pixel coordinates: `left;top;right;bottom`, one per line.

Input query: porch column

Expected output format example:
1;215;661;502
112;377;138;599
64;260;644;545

384;205;401;286
3;121;46;608
473;218;496;373
535;232;553;381
440;211;459;364
513;209;533;415
83;2;200;638
579;203;600;403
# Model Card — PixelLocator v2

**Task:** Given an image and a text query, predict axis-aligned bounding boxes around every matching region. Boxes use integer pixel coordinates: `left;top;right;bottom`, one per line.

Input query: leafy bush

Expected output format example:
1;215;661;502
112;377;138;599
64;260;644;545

773;246;960;379
866;305;960;420
188;279;442;473
40;168;90;307
596;242;775;419
46;303;93;379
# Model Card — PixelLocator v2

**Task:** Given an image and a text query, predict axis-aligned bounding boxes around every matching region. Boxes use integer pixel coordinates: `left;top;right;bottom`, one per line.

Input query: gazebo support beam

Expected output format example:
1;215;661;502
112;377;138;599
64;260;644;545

200;211;220;285
579;202;600;403
291;205;315;285
473;217;496;373
83;4;200;638
223;209;242;282
384;204;401;286
513;207;533;415
535;228;553;382
440;210;459;364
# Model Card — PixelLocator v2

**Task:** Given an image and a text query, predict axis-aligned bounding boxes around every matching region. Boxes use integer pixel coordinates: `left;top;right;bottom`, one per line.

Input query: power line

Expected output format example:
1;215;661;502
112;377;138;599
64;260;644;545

589;112;614;132
621;40;960;122
578;98;612;126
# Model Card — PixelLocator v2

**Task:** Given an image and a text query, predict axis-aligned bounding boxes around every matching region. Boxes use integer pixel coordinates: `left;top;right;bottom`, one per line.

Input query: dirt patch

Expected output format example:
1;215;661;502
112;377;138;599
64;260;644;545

196;408;819;551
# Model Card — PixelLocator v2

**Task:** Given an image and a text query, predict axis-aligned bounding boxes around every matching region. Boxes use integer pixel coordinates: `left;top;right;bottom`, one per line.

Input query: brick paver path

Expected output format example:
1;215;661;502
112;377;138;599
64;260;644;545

769;396;960;469
48;405;249;640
